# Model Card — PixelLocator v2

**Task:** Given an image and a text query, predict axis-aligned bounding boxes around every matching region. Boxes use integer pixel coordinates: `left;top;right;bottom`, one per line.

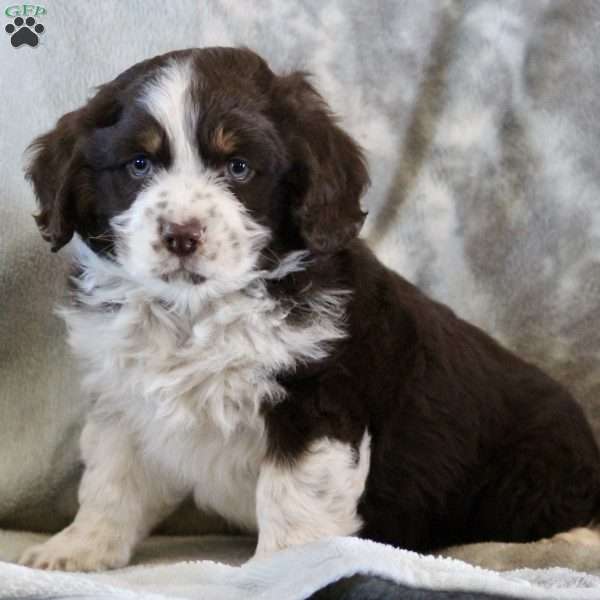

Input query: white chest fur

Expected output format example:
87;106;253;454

62;246;347;529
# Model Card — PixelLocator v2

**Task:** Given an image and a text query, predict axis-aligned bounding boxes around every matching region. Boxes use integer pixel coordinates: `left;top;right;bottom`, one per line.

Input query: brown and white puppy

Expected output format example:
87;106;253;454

20;47;600;572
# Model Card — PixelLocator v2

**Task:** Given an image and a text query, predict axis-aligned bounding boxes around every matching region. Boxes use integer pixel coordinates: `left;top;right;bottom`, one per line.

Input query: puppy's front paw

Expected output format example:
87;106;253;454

252;536;287;562
19;525;130;571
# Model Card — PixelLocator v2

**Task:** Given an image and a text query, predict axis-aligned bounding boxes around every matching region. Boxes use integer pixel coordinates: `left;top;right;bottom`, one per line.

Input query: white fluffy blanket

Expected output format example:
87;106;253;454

2;537;600;600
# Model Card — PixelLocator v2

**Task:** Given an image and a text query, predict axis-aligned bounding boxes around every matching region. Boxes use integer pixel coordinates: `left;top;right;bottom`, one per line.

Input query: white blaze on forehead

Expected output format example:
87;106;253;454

140;58;199;172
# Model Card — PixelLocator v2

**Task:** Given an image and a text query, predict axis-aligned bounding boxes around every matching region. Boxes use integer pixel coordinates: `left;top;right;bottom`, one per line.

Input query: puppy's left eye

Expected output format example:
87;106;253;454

127;155;153;179
226;158;254;183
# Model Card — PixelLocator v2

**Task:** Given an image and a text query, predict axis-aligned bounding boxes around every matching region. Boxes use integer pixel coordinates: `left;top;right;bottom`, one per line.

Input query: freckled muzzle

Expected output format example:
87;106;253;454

112;172;271;290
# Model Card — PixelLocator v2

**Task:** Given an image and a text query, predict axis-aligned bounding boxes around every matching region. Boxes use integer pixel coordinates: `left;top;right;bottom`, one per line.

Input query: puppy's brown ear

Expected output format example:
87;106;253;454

26;108;85;252
26;73;125;252
274;72;369;253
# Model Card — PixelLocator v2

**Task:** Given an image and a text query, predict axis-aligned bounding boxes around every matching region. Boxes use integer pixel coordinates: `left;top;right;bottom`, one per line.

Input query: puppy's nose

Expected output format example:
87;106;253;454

160;220;204;257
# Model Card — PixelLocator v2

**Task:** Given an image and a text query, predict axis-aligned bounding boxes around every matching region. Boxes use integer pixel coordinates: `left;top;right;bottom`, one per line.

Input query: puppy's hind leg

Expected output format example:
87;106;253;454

19;418;186;572
443;414;600;572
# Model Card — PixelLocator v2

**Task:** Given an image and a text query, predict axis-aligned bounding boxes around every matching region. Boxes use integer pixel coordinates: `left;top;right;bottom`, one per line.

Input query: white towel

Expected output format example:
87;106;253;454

2;537;600;600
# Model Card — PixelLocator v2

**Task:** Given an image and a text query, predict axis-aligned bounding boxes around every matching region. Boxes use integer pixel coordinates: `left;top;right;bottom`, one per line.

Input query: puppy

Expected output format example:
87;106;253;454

20;47;600;572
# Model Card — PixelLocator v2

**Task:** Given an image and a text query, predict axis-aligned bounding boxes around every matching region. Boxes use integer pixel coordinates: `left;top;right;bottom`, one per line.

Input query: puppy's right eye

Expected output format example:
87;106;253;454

127;155;153;179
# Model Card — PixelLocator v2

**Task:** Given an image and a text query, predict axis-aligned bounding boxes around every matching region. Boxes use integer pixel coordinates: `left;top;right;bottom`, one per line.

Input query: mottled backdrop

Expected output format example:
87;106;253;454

1;0;599;534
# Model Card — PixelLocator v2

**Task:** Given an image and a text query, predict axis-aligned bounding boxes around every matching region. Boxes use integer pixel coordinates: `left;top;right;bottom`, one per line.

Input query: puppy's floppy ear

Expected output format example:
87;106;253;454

25;69;130;252
274;72;369;253
26;108;86;252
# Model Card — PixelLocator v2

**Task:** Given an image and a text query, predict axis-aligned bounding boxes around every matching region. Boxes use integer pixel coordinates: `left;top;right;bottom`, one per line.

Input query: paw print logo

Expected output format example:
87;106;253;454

5;16;44;48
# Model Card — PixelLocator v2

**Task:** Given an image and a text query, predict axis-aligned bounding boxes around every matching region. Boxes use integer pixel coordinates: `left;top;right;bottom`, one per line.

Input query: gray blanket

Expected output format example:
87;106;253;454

1;0;599;568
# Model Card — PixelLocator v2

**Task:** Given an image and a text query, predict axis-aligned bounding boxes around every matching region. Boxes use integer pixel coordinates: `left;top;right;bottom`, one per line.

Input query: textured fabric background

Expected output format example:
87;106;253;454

1;0;599;536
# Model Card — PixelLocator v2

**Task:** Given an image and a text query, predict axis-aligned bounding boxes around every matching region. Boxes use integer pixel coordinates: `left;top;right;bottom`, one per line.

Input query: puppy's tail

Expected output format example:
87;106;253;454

438;527;600;572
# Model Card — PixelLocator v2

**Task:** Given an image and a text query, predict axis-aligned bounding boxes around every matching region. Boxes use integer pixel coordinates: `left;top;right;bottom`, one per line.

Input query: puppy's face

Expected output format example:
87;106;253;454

27;48;368;296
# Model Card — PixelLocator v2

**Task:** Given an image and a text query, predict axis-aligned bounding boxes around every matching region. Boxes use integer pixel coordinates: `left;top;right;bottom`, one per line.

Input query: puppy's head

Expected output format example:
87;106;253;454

27;47;369;294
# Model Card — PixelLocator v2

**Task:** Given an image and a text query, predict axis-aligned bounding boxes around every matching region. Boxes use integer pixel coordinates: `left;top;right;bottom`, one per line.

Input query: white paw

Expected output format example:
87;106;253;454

19;525;131;572
251;547;276;562
252;536;289;561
